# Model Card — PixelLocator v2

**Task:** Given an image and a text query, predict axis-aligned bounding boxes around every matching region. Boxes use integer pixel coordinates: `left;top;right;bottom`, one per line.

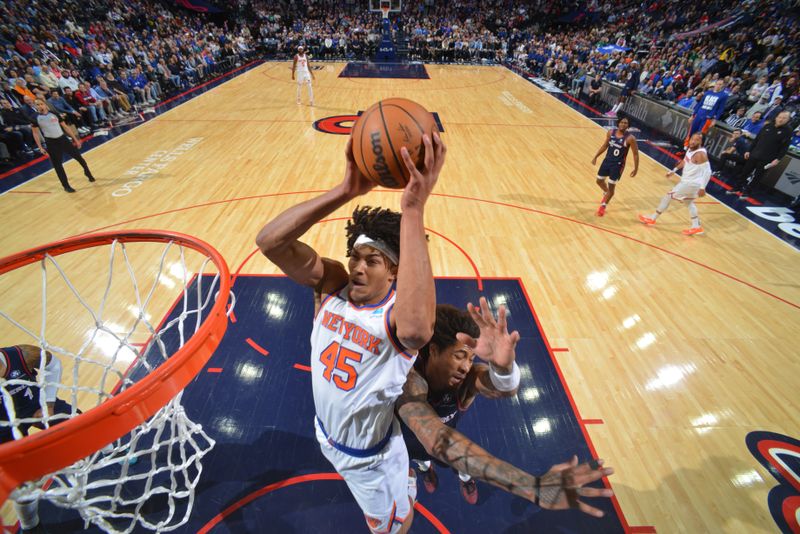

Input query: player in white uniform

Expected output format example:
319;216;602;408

638;132;712;235
292;46;315;106
256;133;446;533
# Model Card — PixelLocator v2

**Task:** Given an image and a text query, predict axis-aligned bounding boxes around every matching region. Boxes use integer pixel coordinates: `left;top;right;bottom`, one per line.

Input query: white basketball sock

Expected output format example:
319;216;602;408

458;472;472;482
687;201;700;227
652;195;672;219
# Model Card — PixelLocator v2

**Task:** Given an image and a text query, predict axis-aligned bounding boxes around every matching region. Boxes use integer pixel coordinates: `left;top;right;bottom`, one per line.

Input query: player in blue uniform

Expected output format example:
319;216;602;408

397;298;616;516
685;80;728;147
1;344;75;532
591;116;639;216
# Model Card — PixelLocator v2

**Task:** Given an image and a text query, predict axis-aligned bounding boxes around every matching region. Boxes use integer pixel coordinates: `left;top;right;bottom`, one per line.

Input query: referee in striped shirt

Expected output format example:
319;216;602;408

31;99;95;193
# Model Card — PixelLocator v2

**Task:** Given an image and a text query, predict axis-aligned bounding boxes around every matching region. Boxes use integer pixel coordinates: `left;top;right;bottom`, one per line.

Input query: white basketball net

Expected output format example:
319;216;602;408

0;238;231;533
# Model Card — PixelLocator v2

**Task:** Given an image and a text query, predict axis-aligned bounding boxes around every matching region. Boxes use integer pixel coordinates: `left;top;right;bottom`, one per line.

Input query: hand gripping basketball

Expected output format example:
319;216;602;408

342;136;376;199
400;132;446;211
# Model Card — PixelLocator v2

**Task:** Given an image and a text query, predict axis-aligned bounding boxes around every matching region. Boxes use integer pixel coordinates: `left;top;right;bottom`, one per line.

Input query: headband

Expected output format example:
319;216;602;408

353;234;398;266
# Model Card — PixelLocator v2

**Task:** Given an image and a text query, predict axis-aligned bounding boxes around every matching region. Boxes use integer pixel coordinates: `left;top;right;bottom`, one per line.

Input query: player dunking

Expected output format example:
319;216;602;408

591;116;639;216
684;80;727;148
638;132;712;235
292;46;315;106
256;133;446;533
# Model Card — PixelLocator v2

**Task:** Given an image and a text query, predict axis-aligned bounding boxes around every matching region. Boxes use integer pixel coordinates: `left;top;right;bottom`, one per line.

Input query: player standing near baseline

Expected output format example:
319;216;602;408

292;45;315;106
591;116;639;216
638;132;712;235
256;133;445;533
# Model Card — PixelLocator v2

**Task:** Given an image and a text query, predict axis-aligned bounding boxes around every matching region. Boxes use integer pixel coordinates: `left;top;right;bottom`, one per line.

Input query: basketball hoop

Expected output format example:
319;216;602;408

0;230;232;532
380;6;390;19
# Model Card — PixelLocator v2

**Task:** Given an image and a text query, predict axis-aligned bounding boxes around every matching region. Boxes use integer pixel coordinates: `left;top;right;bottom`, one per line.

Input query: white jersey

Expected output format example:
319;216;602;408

295;54;310;75
681;148;712;188
310;286;415;450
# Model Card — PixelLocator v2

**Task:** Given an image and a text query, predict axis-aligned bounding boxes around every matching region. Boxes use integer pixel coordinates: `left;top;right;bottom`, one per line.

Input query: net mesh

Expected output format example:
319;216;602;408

0;237;230;533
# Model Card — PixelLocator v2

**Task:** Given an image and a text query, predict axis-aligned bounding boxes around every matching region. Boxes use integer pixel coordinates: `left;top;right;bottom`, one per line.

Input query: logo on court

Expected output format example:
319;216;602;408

313;113;445;135
787;171;800;185
745;431;800;533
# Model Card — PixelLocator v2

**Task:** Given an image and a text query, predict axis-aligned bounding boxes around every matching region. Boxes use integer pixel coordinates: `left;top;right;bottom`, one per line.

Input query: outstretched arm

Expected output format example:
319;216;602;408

255;137;374;291
397;369;614;517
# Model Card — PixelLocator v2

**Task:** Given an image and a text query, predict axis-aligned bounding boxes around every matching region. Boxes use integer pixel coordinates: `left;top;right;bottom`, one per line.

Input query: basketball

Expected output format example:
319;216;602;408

351;97;437;189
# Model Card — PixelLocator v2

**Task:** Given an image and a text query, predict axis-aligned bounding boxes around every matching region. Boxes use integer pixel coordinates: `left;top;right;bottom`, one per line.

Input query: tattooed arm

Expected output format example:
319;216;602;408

397;369;615;517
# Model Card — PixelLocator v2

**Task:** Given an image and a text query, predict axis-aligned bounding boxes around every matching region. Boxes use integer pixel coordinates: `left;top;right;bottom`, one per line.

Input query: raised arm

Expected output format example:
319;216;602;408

456;297;521;403
255;138;374;291
397;369;614;517
391;133;446;350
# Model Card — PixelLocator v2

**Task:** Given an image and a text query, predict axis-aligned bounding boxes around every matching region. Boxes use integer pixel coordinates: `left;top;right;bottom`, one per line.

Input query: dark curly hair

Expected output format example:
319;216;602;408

345;206;402;262
417;304;480;366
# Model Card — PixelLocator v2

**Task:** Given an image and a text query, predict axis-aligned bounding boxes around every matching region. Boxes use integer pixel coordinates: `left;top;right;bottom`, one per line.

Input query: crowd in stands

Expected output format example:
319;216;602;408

2;0;799;168
0;0;255;166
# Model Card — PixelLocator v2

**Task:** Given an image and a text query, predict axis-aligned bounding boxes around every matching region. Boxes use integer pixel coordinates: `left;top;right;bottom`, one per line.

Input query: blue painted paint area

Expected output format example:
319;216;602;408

504;65;800;250
0;60;264;195
340;62;430;79
33;275;624;532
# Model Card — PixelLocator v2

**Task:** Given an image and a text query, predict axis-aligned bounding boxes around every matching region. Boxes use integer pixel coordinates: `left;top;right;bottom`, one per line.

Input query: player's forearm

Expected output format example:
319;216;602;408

593;145;607;159
429;423;536;501
255;185;353;255
394;205;435;350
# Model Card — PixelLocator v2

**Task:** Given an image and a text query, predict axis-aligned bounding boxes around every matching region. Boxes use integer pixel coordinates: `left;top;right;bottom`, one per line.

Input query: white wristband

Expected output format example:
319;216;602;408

489;362;521;392
42;355;62;403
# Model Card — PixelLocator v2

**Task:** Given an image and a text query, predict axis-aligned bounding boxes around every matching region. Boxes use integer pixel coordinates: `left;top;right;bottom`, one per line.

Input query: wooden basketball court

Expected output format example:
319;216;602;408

1;62;798;532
